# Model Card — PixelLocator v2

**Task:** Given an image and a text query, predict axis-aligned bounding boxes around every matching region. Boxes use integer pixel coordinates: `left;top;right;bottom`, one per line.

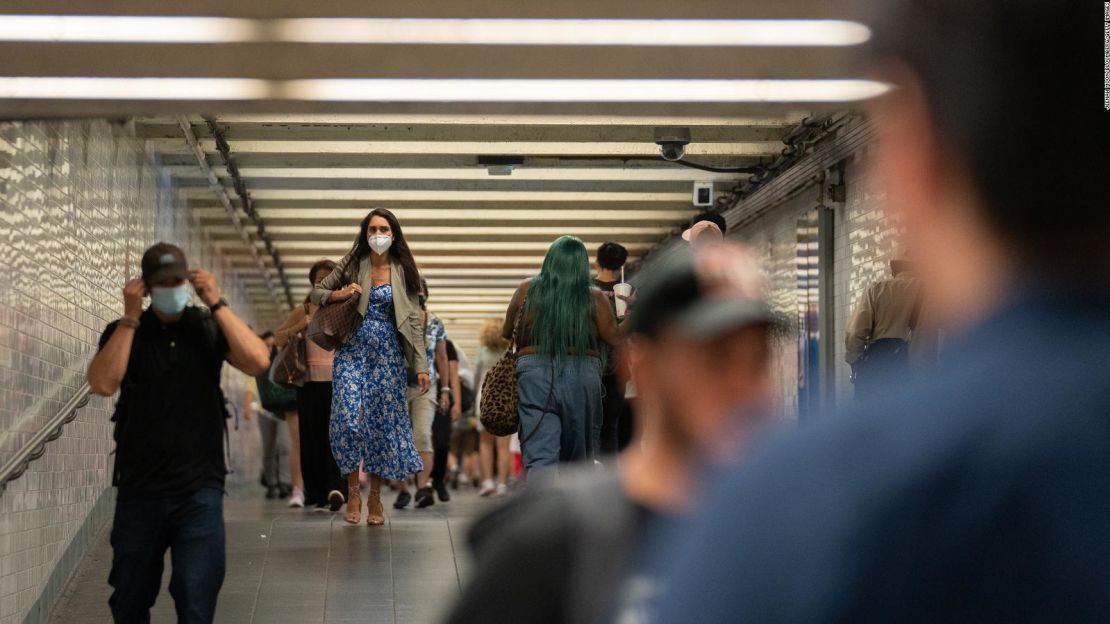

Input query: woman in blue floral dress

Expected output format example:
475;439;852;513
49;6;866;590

310;208;430;526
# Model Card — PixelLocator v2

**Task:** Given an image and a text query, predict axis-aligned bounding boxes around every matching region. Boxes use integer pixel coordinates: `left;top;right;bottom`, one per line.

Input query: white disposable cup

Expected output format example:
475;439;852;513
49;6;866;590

613;282;633;318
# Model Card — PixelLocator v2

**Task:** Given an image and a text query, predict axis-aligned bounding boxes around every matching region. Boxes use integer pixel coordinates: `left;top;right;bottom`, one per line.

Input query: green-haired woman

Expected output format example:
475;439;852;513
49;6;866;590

501;236;620;475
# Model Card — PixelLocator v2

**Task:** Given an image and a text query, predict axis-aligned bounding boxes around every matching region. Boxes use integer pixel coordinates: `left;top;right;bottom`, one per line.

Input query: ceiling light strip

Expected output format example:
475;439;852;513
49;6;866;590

281;79;889;103
0;77;889;104
0;16;870;47
275;18;870;47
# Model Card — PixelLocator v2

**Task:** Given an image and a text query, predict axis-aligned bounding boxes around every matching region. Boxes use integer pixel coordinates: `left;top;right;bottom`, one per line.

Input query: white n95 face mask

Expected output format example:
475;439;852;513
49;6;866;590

368;235;392;255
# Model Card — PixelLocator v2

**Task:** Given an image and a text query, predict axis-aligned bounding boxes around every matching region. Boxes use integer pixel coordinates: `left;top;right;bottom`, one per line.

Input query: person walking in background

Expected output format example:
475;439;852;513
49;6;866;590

447;241;775;624
845;250;925;399
394;278;450;510
682;211;727;246
652;2;1110;621
475;318;512;497
275;259;347;513
447;339;481;489
250;331;293;500
429;337;465;501
593;241;634;455
87;243;270;624
501;235;620;479
310;208;429;527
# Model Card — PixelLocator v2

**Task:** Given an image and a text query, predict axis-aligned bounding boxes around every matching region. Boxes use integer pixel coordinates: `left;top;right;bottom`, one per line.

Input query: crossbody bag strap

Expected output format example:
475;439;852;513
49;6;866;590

509;292;528;354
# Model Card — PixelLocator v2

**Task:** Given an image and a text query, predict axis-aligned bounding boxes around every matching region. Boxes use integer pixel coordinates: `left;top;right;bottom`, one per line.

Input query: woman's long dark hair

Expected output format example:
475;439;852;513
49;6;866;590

349;208;421;296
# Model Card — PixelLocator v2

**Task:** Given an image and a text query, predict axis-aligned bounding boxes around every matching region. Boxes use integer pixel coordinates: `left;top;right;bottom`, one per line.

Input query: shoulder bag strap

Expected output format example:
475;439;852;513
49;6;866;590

509;293;528;354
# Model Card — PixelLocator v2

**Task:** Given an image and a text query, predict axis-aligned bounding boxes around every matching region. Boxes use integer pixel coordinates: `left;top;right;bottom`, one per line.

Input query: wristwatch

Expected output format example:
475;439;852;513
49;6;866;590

209;298;229;314
118;317;140;329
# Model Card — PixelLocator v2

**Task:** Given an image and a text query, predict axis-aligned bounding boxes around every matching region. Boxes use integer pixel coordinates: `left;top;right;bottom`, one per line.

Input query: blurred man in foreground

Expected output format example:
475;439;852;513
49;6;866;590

652;2;1110;622
446;241;774;624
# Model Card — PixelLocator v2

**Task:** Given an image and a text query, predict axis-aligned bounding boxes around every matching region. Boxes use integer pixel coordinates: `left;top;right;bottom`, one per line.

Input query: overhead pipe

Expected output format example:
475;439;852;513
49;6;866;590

203;117;295;309
176;117;287;312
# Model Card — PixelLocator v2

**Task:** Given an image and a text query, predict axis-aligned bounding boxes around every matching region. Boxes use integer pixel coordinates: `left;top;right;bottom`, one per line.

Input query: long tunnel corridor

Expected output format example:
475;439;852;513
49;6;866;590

3;2;1105;624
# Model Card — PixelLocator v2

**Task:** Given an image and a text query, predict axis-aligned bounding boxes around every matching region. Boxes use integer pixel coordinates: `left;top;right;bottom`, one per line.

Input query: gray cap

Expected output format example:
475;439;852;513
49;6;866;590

627;242;772;339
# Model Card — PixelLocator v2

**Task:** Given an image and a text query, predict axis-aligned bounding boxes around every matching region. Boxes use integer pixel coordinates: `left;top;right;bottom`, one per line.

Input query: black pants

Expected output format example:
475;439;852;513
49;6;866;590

853;338;911;401
430;407;452;484
109;487;225;624
297;382;344;505
600;370;633;455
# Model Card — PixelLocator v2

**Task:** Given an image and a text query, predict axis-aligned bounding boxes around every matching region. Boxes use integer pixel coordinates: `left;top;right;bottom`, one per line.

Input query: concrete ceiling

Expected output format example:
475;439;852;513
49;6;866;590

145;113;814;351
2;0;874;351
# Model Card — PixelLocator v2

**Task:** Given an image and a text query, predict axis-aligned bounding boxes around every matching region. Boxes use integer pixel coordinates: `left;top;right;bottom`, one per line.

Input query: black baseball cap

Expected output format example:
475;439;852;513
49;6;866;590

141;242;188;283
628;241;771;339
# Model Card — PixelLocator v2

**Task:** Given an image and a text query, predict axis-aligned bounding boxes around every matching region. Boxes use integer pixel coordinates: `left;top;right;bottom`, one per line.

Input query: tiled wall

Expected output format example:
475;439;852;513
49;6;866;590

0;119;263;624
730;153;900;417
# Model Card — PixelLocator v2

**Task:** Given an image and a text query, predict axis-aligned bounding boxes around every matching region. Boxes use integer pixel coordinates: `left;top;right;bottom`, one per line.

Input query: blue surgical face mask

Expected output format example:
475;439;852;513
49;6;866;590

150;284;190;315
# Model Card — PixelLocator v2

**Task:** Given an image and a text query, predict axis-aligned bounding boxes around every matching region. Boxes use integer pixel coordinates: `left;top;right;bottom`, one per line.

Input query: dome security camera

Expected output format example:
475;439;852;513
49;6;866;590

654;127;691;162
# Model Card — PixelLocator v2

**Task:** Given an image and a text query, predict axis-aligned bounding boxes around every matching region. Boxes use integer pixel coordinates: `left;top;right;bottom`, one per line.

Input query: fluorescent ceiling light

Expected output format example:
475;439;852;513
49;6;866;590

196;114;810;126
199;167;740;182
196;207;696;221
281;79;890;103
169;139;780;156
275;18;870;47
204;225;671;237
0;77;885;104
0;77;270;100
0;15;869;47
192;189;693;202
0;15;259;43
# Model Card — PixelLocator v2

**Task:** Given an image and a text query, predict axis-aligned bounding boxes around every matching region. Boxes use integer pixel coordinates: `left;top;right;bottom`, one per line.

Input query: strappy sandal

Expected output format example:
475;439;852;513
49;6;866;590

344;486;362;525
367;489;386;526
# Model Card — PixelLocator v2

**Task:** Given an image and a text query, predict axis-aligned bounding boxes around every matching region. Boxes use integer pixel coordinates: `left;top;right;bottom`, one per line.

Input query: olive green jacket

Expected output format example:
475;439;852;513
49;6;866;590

310;252;429;376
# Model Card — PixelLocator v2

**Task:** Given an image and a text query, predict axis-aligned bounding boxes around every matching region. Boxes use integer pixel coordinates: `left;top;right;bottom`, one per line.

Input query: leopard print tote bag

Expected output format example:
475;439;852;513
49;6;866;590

479;297;527;437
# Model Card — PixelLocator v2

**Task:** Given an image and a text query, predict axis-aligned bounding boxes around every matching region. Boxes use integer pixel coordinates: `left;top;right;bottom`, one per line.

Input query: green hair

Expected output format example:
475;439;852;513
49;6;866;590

526;236;598;362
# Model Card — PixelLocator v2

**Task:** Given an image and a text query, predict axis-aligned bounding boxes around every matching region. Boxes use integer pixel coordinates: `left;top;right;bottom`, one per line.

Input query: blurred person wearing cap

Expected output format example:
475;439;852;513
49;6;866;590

844;250;931;399
445;241;774;624
650;2;1110;622
682;212;727;246
87;242;270;624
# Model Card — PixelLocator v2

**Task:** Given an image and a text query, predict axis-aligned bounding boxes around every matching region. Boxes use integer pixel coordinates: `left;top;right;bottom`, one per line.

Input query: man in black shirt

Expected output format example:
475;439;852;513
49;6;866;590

593;241;633;455
447;241;774;624
87;242;270;624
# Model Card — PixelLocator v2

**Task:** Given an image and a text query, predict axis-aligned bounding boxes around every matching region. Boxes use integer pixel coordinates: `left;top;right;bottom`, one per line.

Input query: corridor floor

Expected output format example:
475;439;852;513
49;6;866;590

49;485;490;624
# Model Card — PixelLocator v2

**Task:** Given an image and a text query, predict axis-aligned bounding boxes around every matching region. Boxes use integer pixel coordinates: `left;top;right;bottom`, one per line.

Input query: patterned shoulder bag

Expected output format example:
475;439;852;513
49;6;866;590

478;296;527;436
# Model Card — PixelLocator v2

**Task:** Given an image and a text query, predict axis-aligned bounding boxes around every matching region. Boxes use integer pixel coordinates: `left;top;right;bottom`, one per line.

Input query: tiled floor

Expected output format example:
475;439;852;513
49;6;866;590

49;485;492;624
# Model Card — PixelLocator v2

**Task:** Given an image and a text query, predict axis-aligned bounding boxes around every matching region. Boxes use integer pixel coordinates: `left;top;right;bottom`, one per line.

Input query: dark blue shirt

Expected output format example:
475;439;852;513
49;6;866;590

651;291;1110;623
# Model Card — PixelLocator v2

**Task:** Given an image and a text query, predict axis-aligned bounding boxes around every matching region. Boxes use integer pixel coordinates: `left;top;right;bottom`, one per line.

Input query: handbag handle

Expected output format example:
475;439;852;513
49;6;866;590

509;293;528;354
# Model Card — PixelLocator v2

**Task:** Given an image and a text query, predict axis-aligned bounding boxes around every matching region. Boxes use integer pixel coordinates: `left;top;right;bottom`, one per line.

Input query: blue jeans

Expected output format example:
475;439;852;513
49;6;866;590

516;355;603;476
108;487;226;624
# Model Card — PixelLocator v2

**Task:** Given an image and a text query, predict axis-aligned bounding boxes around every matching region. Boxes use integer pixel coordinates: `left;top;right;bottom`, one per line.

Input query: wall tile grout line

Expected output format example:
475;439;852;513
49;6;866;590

446;516;463;593
247;516;279;624
388;514;397;624
321;513;335;624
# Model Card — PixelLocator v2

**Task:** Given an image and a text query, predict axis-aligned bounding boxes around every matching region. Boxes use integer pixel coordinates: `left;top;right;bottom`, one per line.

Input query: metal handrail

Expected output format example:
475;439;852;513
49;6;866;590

0;383;92;497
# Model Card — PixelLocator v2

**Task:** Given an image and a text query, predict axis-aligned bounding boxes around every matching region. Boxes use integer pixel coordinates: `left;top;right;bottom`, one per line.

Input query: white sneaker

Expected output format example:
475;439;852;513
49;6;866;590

478;479;496;497
495;483;508;497
287;487;305;508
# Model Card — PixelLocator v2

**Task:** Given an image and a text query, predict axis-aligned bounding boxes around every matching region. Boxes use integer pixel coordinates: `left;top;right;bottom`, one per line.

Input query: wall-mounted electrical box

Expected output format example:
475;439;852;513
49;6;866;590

693;182;714;207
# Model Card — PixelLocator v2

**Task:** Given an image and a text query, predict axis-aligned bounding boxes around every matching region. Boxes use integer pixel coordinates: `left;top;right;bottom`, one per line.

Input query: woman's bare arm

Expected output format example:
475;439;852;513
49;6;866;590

501;279;530;341
273;305;310;348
